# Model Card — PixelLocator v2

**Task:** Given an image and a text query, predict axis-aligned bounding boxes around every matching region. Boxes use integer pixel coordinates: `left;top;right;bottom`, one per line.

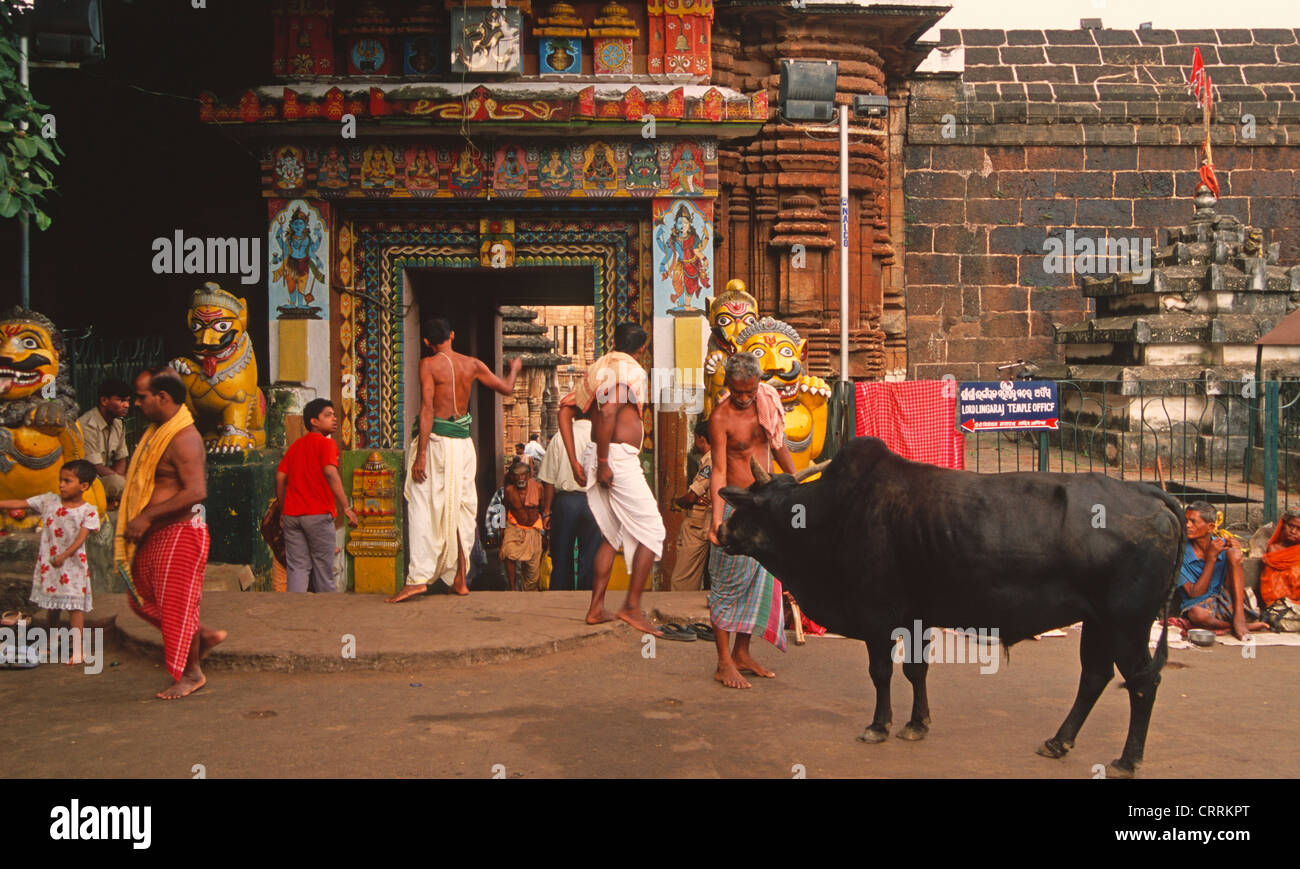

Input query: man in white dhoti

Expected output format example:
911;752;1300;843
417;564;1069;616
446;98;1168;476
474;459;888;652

557;322;665;635
388;318;521;601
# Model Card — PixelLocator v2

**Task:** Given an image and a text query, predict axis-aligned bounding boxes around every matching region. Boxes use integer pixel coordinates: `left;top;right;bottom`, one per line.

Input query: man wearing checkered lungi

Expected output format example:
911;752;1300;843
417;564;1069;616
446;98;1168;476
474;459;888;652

706;354;796;689
117;368;227;700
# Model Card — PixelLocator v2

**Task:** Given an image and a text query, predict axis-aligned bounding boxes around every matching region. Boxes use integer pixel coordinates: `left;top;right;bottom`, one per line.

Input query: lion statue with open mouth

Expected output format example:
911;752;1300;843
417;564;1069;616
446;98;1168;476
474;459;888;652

0;308;106;529
170;282;266;455
734;316;832;472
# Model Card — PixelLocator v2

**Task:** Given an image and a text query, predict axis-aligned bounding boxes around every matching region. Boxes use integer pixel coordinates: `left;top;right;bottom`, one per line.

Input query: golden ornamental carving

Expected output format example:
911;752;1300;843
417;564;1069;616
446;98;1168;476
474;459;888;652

534;2;588;37
590;2;639;38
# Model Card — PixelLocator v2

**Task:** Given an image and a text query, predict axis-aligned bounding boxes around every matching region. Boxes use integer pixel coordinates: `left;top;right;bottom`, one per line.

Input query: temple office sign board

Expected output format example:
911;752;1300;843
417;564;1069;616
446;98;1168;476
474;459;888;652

957;381;1059;433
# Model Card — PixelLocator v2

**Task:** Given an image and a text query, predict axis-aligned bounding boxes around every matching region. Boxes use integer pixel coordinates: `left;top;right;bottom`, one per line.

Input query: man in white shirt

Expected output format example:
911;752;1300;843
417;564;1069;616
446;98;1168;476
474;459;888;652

538;420;602;591
523;432;546;469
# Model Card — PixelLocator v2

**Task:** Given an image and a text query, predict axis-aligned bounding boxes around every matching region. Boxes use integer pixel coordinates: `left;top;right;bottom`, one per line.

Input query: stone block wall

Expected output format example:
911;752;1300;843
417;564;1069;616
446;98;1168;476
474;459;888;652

904;27;1300;380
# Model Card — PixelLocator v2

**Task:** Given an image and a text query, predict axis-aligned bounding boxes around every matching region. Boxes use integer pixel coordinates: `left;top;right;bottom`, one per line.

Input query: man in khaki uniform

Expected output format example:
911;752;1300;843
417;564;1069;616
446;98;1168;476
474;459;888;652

669;419;712;591
78;378;132;500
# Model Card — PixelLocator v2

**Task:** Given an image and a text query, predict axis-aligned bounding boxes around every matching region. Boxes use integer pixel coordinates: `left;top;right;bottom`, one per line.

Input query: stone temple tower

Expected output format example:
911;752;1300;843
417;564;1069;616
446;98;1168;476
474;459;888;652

1049;191;1300;468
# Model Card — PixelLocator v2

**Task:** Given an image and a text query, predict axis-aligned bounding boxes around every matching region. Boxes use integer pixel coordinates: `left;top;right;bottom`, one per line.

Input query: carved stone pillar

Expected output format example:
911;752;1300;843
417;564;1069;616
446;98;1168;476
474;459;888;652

712;11;891;380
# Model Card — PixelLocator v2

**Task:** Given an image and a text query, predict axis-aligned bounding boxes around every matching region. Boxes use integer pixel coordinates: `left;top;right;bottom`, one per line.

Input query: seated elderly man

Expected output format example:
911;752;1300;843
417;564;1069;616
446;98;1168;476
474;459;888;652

1178;500;1268;641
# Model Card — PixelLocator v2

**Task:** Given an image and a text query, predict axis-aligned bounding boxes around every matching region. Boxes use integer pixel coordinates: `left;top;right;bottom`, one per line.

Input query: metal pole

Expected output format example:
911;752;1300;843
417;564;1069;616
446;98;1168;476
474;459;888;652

18;35;30;308
1265;380;1279;524
839;103;849;382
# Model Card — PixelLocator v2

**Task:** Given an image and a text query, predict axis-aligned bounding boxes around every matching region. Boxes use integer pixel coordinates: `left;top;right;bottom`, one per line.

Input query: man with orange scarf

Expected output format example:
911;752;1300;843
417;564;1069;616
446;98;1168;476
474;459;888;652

116;368;226;699
1260;508;1300;606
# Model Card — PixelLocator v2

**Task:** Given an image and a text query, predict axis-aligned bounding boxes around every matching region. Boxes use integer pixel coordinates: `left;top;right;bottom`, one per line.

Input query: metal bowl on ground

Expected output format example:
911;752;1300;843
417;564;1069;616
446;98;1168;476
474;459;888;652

1187;629;1216;647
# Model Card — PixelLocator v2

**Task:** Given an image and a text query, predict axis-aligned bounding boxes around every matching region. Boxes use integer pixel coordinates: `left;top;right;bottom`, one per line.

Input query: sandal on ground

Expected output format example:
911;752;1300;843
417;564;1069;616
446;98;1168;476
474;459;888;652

691;623;715;641
1;610;22;628
658;623;697;642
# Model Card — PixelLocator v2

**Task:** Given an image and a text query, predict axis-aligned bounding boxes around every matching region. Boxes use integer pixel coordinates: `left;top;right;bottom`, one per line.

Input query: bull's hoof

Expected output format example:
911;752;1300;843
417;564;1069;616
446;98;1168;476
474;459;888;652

856;725;890;744
1036;738;1071;759
896;722;929;741
1106;759;1137;779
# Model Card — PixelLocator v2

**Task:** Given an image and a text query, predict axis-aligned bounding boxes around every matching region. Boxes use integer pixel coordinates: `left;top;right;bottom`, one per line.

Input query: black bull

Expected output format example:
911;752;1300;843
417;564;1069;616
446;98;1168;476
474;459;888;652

717;437;1184;777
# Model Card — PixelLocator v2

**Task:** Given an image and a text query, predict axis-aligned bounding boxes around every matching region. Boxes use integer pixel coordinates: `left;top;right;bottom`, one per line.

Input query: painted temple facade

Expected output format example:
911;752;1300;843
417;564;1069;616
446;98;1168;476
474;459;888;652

200;0;943;577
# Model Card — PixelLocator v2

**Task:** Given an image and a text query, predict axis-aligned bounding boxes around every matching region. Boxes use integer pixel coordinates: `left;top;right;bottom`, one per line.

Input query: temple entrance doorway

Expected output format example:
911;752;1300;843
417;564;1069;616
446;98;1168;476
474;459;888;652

405;266;597;520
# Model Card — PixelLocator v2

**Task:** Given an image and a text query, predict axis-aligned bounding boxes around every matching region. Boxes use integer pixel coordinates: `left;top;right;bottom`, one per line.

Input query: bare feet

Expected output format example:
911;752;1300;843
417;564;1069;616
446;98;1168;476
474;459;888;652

386;583;428;603
733;651;775;678
616;608;663;636
157;670;206;700
451;580;470;597
64;654;84;667
198;627;228;661
585;609;615;625
715;664;752;689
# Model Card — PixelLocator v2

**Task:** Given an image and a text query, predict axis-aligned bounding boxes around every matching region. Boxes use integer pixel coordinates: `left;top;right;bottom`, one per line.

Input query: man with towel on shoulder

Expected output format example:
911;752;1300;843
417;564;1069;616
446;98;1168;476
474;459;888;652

556;322;664;634
707;353;796;689
388;318;522;601
116;367;226;700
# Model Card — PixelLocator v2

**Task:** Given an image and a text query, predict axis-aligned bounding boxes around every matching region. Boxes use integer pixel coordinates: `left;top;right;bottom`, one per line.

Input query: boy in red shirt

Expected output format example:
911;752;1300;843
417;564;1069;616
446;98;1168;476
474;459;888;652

276;399;358;592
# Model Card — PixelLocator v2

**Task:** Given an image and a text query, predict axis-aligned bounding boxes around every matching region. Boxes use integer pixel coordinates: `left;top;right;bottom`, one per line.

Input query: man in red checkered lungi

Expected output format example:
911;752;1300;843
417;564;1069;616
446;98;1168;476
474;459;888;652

117;368;227;700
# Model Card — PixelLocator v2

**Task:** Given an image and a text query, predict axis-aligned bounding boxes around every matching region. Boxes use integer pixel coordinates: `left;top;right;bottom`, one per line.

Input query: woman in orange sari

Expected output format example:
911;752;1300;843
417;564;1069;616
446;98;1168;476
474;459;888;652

1260;508;1300;605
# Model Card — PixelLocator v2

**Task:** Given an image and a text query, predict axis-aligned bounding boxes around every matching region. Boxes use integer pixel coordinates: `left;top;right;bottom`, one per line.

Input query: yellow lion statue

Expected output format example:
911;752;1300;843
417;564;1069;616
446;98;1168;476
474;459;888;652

170;282;267;454
735;317;831;471
702;279;758;418
0;308;106;528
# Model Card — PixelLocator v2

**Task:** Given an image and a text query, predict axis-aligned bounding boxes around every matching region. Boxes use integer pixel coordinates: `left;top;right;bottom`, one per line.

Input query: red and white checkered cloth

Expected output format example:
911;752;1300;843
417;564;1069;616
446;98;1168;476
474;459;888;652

854;381;964;470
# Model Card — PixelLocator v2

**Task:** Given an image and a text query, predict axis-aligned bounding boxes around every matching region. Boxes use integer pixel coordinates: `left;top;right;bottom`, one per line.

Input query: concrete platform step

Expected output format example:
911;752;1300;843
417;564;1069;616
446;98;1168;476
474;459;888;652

97;590;713;673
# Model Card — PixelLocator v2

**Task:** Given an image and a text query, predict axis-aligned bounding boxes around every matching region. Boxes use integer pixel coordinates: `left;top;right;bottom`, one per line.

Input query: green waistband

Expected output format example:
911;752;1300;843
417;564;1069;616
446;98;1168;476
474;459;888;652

432;413;472;439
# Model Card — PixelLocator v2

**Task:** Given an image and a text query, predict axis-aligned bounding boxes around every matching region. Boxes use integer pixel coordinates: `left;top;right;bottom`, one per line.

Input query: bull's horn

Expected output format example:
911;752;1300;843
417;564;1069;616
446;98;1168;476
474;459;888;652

793;460;831;484
750;456;772;486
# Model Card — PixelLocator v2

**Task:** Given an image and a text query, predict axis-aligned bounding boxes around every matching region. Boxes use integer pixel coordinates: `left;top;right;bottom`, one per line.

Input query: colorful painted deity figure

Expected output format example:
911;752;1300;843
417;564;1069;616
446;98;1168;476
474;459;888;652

271;205;325;309
171;283;267;455
449;147;483;191
625;142;659;189
361;146;396;188
584;143;617;188
656;203;711;309
405;146;439;190
702;280;757;417
538;145;572;190
494;145;527;190
669;143;704;194
318;145;350;189
0;308;106;529
274;146;305;189
735;317;831;471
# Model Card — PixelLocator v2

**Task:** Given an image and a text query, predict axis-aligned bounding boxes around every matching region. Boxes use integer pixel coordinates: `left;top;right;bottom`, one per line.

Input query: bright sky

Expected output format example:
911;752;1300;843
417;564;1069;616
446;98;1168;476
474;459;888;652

922;0;1298;33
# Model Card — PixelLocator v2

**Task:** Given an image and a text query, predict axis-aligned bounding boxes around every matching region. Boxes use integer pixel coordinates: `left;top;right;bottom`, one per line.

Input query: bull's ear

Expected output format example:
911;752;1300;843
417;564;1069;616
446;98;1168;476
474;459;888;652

719;486;755;508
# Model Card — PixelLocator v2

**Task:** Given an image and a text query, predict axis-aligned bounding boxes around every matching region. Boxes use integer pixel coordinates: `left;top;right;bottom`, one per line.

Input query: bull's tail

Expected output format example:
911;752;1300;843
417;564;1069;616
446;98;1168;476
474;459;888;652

1131;488;1185;684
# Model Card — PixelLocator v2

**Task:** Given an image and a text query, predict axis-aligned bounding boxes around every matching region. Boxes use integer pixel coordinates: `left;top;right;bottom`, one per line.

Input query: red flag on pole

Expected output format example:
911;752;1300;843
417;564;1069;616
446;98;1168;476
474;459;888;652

1188;46;1207;105
1199;71;1220;196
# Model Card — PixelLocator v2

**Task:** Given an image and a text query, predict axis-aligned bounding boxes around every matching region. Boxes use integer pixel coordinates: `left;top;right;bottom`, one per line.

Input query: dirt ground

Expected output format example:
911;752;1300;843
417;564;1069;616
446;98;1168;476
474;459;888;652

2;627;1295;779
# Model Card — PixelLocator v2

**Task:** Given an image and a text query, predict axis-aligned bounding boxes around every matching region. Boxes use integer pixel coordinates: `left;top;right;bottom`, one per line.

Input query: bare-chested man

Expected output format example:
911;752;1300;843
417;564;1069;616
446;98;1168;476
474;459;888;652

557;322;664;634
389;318;521;601
118;367;226;699
707;353;796;689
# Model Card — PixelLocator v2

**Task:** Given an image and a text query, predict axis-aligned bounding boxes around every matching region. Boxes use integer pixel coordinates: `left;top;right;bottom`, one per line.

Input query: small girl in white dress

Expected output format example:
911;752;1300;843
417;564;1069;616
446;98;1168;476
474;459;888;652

0;460;100;665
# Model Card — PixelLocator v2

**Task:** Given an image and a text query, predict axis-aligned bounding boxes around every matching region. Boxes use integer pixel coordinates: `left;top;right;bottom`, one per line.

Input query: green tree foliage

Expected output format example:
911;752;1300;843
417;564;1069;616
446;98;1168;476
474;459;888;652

0;1;62;230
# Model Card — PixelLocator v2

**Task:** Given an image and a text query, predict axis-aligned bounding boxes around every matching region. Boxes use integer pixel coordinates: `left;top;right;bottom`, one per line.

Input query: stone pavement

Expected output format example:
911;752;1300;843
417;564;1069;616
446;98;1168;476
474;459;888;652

96;590;713;672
